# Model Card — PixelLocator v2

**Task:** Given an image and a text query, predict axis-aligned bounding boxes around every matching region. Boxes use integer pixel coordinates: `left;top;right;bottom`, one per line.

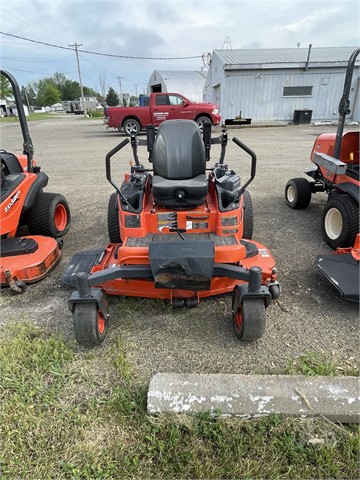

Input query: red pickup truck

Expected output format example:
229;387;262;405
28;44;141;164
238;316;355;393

104;92;221;135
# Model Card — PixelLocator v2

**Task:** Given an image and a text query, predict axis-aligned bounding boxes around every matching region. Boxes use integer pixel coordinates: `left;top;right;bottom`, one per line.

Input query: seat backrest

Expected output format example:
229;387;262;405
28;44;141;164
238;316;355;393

152;120;206;180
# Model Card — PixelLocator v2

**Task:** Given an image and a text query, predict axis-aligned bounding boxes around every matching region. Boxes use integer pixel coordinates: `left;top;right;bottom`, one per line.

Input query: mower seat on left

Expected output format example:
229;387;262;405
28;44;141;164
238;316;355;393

152;120;208;209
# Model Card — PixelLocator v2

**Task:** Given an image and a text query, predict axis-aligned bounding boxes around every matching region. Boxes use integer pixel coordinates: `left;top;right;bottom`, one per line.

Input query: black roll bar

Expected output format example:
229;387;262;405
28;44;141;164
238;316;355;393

0;69;34;173
232;136;257;196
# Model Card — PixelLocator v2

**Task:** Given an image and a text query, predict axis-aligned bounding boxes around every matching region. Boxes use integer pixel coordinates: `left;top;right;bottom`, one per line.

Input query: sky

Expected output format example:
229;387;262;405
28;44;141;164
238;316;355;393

0;0;359;97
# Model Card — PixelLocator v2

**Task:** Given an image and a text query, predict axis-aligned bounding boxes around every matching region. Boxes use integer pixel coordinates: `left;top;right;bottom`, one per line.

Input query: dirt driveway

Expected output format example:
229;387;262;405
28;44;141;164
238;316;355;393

1;116;358;380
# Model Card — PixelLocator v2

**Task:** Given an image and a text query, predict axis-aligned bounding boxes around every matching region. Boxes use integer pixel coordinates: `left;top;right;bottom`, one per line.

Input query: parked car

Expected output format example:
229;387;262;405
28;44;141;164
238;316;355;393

104;92;221;135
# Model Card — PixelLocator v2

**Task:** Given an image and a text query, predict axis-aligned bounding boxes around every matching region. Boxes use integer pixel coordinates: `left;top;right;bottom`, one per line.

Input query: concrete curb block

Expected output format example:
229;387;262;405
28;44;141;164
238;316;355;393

147;373;360;423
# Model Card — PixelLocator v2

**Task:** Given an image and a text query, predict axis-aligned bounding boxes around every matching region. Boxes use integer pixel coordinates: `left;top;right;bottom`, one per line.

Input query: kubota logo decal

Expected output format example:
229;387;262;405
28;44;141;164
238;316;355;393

4;189;20;213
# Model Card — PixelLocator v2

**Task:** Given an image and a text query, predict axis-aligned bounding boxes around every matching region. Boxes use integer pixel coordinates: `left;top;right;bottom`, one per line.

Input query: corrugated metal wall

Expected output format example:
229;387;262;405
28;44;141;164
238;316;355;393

204;62;360;122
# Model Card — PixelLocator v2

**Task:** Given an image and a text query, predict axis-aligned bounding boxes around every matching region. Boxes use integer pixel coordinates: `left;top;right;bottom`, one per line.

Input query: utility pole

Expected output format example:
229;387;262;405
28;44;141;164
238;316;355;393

134;84;138;97
68;42;87;117
116;76;124;106
21;86;31;115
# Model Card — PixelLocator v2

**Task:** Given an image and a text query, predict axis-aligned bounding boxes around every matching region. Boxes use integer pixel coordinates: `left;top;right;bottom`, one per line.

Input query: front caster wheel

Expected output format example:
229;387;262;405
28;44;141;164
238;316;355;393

285;178;312;209
73;302;107;347
232;294;266;341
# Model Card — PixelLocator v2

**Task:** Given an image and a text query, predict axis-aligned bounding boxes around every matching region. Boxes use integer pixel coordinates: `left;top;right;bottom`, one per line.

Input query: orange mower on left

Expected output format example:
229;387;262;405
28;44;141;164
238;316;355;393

0;70;70;293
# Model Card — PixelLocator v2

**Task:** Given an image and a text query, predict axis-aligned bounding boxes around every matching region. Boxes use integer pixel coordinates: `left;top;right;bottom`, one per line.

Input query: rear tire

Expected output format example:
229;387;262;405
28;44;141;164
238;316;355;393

242;190;253;239
123;118;140;136
232;291;266;341
322;193;359;249
73;302;107;347
107;192;122;243
27;192;70;238
285;178;312;209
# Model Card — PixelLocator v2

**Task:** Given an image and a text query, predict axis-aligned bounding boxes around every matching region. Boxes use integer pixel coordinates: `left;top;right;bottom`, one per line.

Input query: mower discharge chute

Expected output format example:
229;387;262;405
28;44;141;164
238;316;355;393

285;48;359;302
0;70;70;293
62;120;280;346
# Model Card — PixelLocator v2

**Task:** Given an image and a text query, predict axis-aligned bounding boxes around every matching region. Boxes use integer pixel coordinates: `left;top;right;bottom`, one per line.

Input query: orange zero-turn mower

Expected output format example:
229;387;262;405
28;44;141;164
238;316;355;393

62;119;280;347
0;70;70;293
285;48;359;302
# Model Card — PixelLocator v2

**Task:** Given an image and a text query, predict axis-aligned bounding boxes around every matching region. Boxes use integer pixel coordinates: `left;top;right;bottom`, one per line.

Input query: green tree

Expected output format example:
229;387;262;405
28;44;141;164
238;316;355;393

106;87;119;106
0;74;12;98
62;79;81;101
36;78;61;106
83;86;100;97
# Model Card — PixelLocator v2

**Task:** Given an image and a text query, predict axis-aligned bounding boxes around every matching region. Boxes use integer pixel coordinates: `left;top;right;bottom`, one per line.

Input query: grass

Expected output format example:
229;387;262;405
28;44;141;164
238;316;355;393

285;351;359;377
0;113;61;122
0;112;102;123
0;323;359;479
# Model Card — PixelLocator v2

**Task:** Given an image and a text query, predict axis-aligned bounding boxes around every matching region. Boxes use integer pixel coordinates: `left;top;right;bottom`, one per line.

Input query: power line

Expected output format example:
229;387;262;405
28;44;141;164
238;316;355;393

0;54;74;63
0;64;77;75
0;31;202;60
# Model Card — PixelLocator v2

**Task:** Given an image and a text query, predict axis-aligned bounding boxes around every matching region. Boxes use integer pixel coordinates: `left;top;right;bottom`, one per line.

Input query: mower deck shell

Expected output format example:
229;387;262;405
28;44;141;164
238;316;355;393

62;236;276;300
316;253;359;303
0;235;61;285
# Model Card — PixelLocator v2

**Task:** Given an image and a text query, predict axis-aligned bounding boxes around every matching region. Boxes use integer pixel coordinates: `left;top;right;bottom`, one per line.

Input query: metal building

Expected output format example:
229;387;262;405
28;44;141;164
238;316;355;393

147;70;207;102
203;47;360;123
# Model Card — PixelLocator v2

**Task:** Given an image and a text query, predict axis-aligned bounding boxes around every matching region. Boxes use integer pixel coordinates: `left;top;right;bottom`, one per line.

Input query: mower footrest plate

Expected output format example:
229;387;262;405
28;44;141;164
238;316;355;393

316;253;359;302
149;240;214;290
61;249;105;287
1;237;38;257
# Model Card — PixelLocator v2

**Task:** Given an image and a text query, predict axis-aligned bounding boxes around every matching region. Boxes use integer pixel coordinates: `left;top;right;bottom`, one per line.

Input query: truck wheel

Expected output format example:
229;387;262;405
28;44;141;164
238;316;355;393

242;190;253;239
27;192;70;238
196;116;212;132
285;178;312;209
322;193;359;249
123;118;140;136
107;192;122;243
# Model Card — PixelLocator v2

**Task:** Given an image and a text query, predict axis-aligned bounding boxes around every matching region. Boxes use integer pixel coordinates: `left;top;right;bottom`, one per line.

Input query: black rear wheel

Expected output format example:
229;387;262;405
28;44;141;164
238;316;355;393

73;302;107;347
322;193;359;248
27;192;70;238
242;190;253;239
107;192;122;243
285;178;312;209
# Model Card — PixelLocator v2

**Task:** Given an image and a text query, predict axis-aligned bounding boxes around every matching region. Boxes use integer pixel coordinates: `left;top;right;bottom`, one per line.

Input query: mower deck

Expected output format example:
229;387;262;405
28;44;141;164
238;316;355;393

316;237;360;303
62;235;276;300
1;235;61;289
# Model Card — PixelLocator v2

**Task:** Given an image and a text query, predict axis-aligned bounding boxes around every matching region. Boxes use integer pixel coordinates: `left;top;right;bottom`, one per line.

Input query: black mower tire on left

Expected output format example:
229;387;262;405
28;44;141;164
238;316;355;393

107;192;122;243
232;293;266;341
285;178;312;209
242;190;253;239
322;193;359;249
27;192;70;238
73;302;107;347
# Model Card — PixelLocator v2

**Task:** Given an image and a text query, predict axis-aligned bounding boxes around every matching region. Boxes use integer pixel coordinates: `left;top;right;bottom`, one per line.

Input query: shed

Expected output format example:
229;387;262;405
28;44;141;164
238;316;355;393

203;47;360;123
147;70;207;102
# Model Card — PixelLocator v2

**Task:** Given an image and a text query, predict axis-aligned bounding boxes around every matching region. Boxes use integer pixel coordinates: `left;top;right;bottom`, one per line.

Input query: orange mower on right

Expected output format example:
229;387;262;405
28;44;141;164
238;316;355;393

285;47;359;303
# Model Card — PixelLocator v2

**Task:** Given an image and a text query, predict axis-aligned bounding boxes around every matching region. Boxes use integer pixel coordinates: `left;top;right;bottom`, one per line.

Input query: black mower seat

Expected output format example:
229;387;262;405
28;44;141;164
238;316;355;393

152;120;207;208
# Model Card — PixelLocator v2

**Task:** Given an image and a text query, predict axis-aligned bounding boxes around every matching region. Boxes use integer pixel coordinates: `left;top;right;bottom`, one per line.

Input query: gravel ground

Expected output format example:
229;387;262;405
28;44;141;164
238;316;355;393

1;115;358;381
